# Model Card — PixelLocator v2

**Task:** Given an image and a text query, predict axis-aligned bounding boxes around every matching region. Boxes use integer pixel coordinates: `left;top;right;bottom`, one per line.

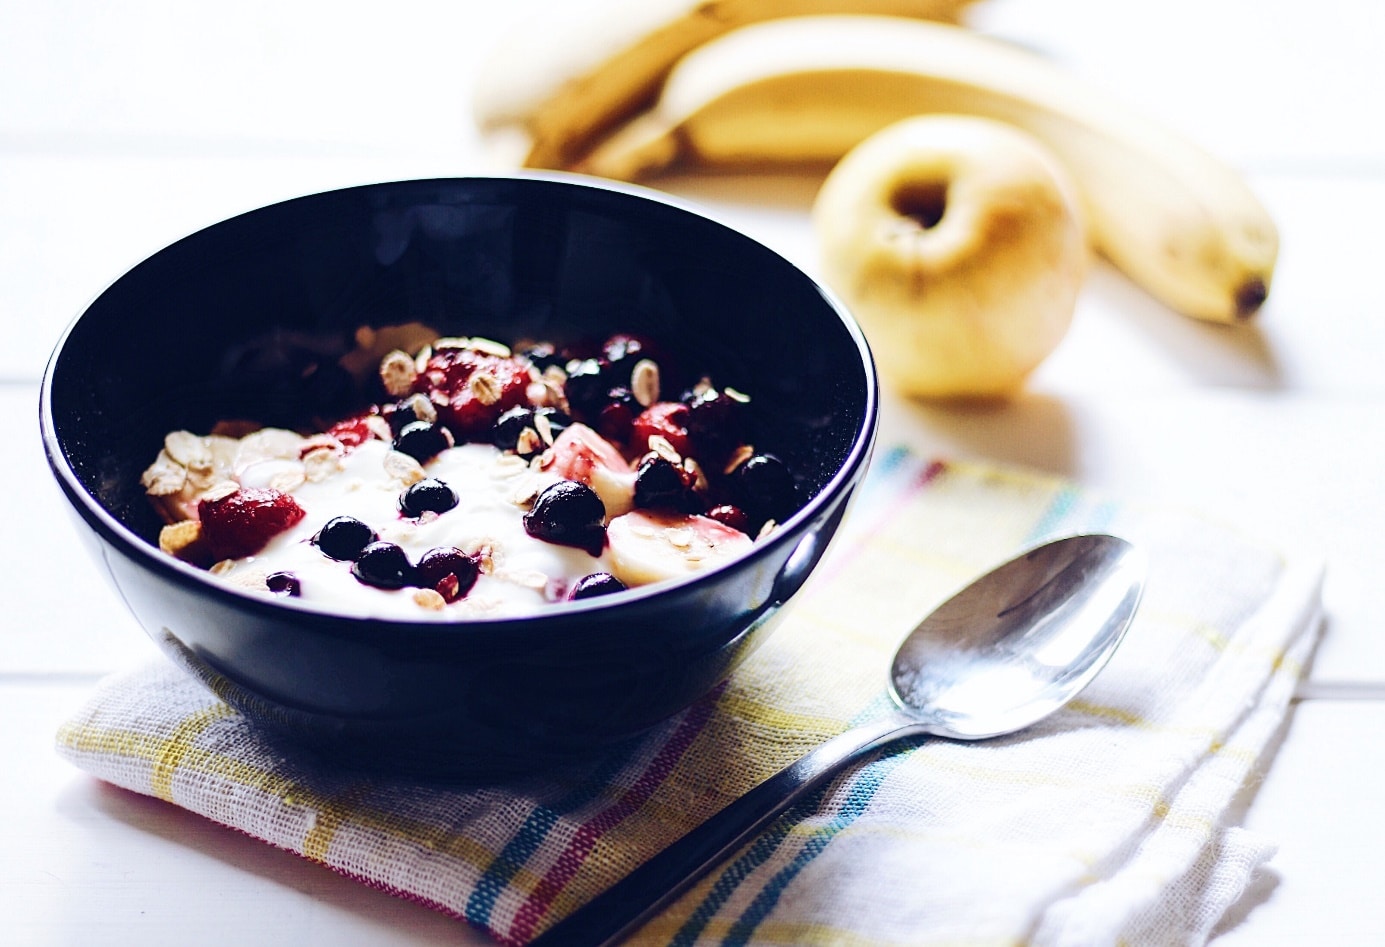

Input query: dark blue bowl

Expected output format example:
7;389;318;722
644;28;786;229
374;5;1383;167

40;175;877;776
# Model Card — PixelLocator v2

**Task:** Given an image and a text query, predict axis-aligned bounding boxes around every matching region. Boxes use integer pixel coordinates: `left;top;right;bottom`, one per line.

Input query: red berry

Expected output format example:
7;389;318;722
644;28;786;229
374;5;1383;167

416;547;480;601
631;401;691;456
326;414;379;451
705;504;751;534
198;487;306;560
596;390;637;444
424;351;532;439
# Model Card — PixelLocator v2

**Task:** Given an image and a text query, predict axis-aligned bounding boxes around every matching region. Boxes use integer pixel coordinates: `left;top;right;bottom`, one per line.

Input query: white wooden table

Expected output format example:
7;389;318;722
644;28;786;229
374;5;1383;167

5;1;1383;942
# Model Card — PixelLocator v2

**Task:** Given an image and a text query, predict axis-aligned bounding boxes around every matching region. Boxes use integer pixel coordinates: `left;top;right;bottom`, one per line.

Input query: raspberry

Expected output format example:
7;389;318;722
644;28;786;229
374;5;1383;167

423;351;532;439
198;487;306;560
631;401;692;457
326;414;378;451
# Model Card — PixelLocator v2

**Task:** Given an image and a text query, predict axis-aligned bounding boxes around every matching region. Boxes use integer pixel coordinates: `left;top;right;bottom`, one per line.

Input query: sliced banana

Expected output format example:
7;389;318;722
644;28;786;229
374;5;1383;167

607;509;754;586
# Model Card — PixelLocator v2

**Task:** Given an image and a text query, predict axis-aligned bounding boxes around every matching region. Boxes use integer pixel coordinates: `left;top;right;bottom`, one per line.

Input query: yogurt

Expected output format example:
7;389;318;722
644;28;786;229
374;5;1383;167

217;439;612;619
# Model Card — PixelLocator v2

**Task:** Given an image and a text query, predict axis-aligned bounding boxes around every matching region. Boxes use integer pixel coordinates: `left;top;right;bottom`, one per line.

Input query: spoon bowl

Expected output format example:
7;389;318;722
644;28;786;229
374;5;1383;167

890;533;1146;739
533;533;1147;946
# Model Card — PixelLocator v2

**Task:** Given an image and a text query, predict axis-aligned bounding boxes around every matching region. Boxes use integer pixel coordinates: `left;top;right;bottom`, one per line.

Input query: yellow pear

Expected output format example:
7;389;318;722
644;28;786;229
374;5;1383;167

813;115;1088;399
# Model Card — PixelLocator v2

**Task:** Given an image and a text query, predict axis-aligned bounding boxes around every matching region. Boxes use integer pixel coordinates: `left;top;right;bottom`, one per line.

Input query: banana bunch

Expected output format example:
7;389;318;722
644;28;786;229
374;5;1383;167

476;10;1277;324
472;0;977;170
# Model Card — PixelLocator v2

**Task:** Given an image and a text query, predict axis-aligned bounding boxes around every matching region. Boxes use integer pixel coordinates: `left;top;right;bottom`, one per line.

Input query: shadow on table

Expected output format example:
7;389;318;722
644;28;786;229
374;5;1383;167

903;392;1080;478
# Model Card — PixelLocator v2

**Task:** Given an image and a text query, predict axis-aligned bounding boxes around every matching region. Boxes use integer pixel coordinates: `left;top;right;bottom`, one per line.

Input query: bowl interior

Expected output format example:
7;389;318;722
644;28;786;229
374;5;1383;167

46;175;874;557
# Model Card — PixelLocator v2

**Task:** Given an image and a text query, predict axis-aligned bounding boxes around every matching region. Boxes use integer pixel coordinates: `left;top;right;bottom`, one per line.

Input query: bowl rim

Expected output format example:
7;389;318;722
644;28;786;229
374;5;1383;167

38;172;879;633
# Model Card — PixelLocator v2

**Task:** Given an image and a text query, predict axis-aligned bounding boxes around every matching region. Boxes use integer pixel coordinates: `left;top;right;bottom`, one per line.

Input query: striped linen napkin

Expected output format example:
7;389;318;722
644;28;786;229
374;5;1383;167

56;448;1323;946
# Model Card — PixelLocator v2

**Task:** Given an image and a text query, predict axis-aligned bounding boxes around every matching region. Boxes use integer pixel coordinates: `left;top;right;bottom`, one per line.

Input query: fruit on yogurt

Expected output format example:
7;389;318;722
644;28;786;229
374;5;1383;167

311;516;378;561
568;572;627;600
416;547;482;602
398;478;461;517
144;330;805;616
607;509;754;586
351;541;417;590
523;480;608;557
197;486;305;560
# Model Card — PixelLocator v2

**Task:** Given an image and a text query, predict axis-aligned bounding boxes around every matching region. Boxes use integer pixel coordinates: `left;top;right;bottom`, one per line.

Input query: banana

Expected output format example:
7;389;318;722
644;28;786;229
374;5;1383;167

606;509;754;587
574;15;1278;324
472;0;977;170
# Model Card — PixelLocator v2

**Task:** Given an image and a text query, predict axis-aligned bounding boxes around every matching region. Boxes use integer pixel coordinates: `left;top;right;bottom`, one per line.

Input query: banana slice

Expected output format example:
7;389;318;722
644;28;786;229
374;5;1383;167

607;509;754;586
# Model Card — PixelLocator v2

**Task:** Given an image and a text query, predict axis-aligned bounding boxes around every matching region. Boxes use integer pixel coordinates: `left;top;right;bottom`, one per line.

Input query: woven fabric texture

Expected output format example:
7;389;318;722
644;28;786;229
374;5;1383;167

56;449;1323;946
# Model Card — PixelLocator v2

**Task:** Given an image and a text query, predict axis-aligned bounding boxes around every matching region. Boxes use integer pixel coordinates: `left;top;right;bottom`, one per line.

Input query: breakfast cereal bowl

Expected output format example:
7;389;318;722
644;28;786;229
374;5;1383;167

39;175;877;775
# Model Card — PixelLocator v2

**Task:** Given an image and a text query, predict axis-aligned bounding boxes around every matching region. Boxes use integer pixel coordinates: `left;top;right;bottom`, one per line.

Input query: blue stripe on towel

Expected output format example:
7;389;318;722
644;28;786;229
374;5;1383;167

671;694;911;946
463;750;632;928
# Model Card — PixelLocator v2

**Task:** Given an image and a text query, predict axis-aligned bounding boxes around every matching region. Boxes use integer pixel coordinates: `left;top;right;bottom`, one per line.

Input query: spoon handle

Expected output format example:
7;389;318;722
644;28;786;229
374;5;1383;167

528;711;926;946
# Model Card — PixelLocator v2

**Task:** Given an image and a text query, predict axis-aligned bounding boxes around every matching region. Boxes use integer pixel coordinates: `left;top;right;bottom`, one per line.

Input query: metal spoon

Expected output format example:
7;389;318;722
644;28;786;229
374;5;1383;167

531;533;1146;946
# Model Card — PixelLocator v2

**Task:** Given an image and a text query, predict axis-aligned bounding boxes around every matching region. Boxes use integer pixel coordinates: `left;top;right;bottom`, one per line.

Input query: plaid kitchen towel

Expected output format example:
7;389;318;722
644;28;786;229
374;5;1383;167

56;448;1323;946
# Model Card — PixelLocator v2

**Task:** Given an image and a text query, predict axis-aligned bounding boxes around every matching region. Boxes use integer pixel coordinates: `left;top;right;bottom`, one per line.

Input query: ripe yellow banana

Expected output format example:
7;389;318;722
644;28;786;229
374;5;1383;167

575;16;1278;324
472;0;977;170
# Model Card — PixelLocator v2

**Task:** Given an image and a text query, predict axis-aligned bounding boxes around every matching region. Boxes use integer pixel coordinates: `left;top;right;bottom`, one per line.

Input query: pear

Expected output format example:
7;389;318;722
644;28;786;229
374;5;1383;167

813;115;1088;399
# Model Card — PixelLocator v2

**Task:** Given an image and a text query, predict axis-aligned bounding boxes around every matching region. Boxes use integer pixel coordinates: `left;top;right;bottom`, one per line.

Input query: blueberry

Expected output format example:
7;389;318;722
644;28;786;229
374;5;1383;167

311;515;377;561
602;333;650;369
492;406;571;458
569;572;627;600
534;406;571;442
685;387;747;459
350;541;416;589
416;546;480;599
383;394;437;435
399;477;458;517
265;571;302;597
523;480;607;556
596;387;638;444
492;406;535;451
633;454;694;511
392;420;451;463
563;358;610;421
520;341;566;372
735;454;798;528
